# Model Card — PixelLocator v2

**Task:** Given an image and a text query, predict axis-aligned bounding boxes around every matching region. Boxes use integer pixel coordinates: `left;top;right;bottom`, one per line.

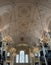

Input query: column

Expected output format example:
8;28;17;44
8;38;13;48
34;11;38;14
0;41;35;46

41;42;48;65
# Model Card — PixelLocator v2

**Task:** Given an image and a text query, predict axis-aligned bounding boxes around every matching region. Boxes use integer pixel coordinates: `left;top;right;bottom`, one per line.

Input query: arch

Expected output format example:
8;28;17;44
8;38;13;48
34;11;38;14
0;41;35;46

15;43;29;63
46;16;51;31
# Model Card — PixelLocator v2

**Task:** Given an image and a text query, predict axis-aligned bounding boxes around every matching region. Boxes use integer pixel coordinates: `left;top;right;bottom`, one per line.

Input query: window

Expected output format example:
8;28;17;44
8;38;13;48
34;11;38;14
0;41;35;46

16;50;29;63
7;52;10;58
16;55;19;63
20;50;24;63
34;53;38;58
7;52;10;56
25;54;28;63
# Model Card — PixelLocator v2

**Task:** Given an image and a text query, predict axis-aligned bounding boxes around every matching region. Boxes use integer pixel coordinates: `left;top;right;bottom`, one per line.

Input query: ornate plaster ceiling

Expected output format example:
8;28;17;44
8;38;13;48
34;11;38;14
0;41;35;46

0;0;51;46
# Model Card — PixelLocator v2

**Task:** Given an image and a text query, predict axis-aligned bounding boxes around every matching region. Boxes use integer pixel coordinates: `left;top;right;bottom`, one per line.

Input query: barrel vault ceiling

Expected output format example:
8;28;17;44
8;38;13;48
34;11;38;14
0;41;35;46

0;0;51;46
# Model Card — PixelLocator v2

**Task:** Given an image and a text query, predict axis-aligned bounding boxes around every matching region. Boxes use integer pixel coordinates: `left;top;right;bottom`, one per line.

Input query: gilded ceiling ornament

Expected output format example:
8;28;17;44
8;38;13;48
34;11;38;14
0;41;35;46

41;31;50;43
10;47;16;53
3;35;13;43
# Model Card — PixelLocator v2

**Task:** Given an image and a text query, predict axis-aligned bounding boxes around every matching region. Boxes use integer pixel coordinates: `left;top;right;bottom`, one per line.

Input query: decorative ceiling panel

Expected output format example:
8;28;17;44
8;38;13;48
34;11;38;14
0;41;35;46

0;0;51;46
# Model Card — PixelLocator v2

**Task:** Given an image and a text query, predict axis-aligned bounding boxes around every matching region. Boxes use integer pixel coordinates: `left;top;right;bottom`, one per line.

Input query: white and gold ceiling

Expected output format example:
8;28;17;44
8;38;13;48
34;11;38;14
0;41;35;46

0;0;51;46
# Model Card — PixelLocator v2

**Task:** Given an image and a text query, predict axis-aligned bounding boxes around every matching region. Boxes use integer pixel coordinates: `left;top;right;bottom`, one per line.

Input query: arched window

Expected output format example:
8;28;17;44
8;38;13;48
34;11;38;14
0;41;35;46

25;54;28;63
20;50;24;63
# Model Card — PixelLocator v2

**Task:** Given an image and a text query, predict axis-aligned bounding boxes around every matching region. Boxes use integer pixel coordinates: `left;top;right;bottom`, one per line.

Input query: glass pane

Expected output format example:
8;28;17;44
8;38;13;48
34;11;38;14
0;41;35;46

25;54;28;63
16;55;19;63
20;50;24;63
